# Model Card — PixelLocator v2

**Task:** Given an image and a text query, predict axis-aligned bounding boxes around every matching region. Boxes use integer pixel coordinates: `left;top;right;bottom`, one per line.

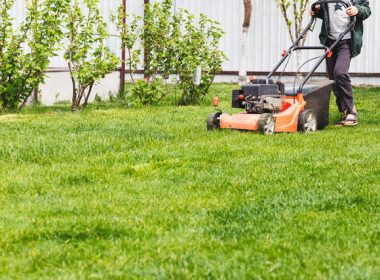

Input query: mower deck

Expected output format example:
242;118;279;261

220;95;305;133
207;79;333;135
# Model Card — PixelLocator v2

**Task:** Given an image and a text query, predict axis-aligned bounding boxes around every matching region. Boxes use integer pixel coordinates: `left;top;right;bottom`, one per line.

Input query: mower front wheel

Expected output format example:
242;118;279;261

207;112;222;131
259;113;275;135
298;109;317;133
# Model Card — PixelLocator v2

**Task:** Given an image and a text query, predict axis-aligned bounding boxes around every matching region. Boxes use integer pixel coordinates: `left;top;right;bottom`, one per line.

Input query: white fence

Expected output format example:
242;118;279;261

175;0;379;76
8;0;379;104
11;0;379;73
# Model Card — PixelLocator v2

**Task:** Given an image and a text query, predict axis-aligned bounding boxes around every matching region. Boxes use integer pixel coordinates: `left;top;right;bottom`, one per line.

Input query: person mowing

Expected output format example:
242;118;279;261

311;0;371;126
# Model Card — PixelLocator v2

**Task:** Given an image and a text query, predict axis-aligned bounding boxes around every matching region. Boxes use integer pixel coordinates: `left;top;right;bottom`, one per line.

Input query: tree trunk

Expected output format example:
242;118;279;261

238;0;252;85
68;62;78;113
71;99;78;112
83;83;94;108
33;88;39;104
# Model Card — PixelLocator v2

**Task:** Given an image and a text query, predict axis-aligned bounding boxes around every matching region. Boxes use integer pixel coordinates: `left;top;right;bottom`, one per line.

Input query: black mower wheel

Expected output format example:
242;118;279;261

207;112;221;131
259;113;275;135
298;109;317;133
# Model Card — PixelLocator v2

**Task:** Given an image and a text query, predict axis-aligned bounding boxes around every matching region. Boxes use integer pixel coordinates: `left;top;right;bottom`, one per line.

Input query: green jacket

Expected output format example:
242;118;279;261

315;0;371;57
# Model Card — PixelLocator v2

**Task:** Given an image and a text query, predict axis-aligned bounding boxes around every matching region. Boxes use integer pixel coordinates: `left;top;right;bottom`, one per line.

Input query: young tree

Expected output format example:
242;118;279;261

142;0;181;83
114;9;141;85
275;0;310;68
114;0;226;106
0;0;67;111
0;0;23;110
176;13;226;105
64;0;118;112
238;0;253;85
116;0;181;105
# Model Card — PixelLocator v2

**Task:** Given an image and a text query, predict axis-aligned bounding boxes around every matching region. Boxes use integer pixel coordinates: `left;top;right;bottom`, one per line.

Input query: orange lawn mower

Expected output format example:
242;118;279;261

207;0;356;135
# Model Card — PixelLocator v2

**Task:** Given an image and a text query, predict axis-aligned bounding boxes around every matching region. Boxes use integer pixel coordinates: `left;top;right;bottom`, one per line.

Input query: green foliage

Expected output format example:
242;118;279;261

275;0;310;43
112;7;141;84
143;0;181;81
117;0;183;106
115;0;226;106
176;13;226;105
130;78;167;106
64;0;118;112
0;86;380;278
0;0;23;111
0;0;67;111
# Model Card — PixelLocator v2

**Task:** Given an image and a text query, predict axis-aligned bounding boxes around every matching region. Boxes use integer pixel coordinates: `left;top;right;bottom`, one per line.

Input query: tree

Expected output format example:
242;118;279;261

0;0;23;110
64;0;118;112
176;13;226;105
116;0;179;106
238;0;253;85
275;0;310;68
114;8;141;86
115;0;226;106
0;0;67;111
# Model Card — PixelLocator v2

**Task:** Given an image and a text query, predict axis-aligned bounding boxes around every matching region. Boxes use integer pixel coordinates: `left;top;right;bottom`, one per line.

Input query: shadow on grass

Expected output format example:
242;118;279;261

11;225;135;244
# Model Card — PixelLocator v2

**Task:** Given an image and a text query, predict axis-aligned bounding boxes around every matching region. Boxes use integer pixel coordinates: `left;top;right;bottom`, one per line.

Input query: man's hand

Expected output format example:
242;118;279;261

346;6;359;16
310;4;321;16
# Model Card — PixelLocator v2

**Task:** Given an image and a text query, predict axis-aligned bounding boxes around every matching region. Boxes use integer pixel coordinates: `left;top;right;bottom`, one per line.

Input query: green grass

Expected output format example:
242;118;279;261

0;84;380;279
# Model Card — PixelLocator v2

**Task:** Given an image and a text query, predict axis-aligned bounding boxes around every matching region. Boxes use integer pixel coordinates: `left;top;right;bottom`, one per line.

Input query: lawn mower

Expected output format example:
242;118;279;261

207;0;356;134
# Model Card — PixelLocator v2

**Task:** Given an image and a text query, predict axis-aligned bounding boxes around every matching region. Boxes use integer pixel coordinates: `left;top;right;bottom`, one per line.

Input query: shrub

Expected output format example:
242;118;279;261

115;0;226;106
113;8;141;85
64;0;118;112
176;13;226;105
130;78;168;106
115;0;181;106
0;0;67;111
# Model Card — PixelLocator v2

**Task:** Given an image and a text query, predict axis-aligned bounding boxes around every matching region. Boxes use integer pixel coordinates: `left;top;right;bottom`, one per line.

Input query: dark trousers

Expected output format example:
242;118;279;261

326;39;354;114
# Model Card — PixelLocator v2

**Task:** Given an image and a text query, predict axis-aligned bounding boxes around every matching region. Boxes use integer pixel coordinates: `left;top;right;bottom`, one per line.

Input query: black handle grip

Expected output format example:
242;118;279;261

312;0;352;10
311;0;356;26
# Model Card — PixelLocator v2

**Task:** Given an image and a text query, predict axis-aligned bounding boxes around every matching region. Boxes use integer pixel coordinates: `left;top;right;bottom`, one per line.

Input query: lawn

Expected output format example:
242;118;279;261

0;84;379;279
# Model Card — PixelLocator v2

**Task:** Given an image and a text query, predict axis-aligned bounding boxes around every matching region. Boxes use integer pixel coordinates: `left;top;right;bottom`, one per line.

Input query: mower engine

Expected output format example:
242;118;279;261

245;95;282;114
232;80;284;114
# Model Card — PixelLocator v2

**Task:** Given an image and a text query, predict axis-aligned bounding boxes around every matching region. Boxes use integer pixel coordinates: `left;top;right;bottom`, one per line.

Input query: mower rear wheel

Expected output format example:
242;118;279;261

259;113;275;135
298;109;317;133
207;112;221;130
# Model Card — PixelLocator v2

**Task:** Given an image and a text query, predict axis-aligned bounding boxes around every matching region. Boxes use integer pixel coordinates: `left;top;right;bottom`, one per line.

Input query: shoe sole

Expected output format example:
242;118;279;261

342;122;358;127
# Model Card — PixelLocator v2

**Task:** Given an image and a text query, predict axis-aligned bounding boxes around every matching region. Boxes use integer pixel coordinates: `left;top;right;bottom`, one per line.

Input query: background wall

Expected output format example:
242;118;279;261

10;0;379;105
173;0;378;75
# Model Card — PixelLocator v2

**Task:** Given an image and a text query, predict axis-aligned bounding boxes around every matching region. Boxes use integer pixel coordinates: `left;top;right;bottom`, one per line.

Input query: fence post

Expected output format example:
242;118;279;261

119;0;127;98
144;0;150;79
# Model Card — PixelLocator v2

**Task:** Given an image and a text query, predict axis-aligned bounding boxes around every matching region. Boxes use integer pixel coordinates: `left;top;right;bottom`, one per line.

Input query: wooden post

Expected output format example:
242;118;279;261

119;0;127;97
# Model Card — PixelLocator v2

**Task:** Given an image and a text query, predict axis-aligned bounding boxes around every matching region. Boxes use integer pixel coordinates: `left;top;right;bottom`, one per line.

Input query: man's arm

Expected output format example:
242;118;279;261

347;1;371;20
355;0;371;21
311;4;323;19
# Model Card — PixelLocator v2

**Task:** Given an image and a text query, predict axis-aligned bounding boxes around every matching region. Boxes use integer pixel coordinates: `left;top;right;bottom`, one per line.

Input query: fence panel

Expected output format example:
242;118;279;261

9;0;379;75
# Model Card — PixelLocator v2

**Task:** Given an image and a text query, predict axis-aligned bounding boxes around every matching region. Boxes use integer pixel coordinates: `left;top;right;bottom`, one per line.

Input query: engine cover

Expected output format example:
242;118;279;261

232;84;280;109
241;84;280;97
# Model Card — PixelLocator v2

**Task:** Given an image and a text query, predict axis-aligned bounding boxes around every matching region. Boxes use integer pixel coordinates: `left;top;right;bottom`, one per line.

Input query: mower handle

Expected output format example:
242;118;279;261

311;0;356;25
311;0;356;27
312;0;353;11
296;0;356;94
266;0;357;95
